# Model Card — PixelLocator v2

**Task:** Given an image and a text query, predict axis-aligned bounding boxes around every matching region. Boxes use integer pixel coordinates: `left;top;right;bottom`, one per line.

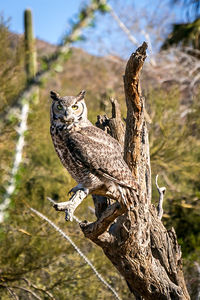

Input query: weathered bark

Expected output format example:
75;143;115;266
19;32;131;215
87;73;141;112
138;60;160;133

80;43;190;299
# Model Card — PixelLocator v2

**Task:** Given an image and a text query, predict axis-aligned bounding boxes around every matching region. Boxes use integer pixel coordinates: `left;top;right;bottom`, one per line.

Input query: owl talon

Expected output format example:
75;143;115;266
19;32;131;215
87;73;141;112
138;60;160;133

68;188;74;195
68;184;85;195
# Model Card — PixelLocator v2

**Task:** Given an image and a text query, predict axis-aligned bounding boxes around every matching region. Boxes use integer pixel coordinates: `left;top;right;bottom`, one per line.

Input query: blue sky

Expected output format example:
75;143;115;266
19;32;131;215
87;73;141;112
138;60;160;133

1;0;184;57
1;0;87;44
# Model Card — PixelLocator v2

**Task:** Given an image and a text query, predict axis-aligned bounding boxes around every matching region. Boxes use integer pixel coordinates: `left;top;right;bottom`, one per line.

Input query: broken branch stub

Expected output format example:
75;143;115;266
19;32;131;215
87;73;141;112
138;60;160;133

124;42;151;198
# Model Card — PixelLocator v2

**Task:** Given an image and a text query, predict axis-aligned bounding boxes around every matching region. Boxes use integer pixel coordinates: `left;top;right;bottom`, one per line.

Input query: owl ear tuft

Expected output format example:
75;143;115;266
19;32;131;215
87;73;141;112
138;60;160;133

50;90;60;101
76;90;86;102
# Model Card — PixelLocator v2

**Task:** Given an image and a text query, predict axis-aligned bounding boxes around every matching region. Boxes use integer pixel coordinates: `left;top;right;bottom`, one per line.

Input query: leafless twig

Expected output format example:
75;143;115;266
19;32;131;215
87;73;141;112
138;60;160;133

22;277;56;300
108;4;139;47
4;285;19;300
1;284;42;300
108;3;156;65
155;174;166;219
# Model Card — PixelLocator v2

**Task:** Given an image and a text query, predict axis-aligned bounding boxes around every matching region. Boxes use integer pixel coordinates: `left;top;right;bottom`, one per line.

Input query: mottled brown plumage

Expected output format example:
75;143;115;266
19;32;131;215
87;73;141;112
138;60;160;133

50;90;137;207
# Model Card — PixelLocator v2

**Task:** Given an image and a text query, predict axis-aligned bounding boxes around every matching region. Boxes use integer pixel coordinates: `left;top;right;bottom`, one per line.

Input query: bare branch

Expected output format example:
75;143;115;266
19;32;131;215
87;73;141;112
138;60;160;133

108;4;139;47
22;277;56;300
155;174;166;219
96;98;125;148
80;202;126;242
2;285;42;300
109;98;125;147
47;189;88;221
108;3;156;66
3;285;19;300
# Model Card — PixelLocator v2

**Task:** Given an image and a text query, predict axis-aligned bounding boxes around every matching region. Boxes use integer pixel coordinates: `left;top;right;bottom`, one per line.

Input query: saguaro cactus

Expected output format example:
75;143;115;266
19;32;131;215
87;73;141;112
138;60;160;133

24;9;37;82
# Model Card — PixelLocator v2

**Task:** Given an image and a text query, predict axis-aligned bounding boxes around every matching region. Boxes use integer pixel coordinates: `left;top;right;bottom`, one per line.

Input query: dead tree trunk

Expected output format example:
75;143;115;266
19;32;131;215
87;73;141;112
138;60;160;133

80;43;190;299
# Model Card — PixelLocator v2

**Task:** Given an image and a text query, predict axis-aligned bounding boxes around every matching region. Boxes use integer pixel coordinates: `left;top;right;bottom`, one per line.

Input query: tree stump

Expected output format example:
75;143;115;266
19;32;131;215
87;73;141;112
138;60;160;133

80;43;190;300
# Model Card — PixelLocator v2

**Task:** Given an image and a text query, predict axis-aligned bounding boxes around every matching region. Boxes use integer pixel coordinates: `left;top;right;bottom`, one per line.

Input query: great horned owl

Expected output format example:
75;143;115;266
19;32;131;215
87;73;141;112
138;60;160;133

50;90;137;220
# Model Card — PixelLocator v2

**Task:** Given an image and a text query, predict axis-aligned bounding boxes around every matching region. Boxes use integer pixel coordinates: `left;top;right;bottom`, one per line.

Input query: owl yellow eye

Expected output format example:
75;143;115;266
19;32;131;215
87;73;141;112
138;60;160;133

57;104;63;110
72;105;78;110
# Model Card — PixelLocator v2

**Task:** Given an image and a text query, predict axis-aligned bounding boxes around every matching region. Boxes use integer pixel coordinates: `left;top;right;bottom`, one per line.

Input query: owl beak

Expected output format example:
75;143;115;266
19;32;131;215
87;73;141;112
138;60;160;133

61;114;74;125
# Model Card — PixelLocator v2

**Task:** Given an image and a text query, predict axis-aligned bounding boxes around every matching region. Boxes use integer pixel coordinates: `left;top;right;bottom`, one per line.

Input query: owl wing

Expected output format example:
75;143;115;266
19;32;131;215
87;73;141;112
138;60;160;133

66;126;137;190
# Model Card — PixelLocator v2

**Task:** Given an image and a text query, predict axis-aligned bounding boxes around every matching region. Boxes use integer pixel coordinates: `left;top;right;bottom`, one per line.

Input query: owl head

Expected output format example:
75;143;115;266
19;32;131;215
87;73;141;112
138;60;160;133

50;90;87;130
